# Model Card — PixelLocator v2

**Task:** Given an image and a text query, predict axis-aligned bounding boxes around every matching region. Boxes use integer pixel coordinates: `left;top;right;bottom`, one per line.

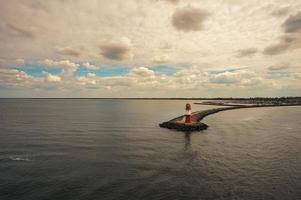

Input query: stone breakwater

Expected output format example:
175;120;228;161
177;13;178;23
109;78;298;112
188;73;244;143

159;121;208;131
159;104;301;132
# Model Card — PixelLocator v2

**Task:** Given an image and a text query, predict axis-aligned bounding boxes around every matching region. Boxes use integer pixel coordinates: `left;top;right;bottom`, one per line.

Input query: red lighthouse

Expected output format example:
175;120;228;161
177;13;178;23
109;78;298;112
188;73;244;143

185;103;192;123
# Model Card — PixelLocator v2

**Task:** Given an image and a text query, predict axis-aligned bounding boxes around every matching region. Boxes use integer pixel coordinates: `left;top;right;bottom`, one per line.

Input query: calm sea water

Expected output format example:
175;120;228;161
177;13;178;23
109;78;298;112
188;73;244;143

0;99;300;200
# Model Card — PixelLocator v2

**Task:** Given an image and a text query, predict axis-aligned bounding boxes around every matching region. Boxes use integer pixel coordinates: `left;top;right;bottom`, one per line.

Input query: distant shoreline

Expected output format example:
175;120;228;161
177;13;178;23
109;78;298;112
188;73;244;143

1;97;301;100
192;103;301;120
169;103;301;123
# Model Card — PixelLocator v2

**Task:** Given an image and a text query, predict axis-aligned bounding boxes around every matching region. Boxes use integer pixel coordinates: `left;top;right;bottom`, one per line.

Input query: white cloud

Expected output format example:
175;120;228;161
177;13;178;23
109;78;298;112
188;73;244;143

1;63;300;97
130;67;155;77
83;62;99;70
87;73;96;78
39;59;79;68
46;74;61;82
0;68;37;88
209;70;259;85
38;59;80;78
76;76;98;89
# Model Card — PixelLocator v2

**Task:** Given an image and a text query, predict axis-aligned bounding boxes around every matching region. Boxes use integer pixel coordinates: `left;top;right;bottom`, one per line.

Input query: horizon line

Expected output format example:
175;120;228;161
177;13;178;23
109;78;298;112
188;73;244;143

0;97;301;100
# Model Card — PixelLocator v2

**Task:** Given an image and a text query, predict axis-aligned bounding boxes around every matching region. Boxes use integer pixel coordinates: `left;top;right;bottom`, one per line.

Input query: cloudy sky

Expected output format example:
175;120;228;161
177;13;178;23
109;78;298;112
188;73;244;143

0;0;301;97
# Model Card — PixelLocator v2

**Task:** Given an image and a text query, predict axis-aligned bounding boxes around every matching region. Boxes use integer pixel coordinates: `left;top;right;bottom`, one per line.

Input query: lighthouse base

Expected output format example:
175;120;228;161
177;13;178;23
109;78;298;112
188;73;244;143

185;114;192;123
159;121;208;132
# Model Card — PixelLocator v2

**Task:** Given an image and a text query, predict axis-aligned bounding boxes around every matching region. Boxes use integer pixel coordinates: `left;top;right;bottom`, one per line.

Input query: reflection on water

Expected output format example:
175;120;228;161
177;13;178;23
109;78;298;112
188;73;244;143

0;99;300;200
184;132;191;151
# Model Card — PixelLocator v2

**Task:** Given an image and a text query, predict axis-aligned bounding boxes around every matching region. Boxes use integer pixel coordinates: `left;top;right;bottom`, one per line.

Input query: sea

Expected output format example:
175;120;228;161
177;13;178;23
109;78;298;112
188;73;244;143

0;99;300;200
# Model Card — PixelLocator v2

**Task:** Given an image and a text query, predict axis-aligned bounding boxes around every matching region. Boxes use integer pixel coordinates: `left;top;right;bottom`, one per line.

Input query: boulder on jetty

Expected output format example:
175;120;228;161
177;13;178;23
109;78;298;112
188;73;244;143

159;121;208;132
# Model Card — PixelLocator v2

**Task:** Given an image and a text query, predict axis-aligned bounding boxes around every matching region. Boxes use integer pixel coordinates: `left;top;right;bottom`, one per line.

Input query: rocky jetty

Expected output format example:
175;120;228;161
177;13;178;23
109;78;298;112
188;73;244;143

159;107;243;132
159;121;208;131
159;103;301;132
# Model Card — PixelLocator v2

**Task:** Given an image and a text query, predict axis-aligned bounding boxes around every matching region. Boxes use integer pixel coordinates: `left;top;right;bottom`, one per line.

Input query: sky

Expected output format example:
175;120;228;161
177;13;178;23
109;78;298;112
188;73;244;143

0;0;301;98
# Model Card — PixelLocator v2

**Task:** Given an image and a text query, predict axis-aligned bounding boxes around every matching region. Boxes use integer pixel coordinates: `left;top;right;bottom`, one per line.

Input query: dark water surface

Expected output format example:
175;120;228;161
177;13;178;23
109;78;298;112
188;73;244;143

0;99;300;200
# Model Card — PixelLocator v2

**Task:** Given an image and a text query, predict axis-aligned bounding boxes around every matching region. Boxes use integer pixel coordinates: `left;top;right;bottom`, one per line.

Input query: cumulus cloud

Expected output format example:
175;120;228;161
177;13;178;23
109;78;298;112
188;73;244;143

153;54;170;63
39;59;79;78
172;7;209;32
130;67;155;77
0;68;35;88
55;47;82;57
70;66;290;93
77;76;97;88
205;70;267;89
100;37;133;61
39;59;79;68
236;48;258;58
282;12;301;33
209;70;258;85
87;73;97;78
46;74;61;82
0;68;62;90
83;62;99;70
0;63;295;97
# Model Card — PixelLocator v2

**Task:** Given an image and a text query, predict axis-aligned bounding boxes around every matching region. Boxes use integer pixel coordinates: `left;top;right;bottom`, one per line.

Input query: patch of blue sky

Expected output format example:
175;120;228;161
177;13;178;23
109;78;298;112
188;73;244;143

75;66;89;77
148;65;176;76
17;65;62;76
76;65;129;77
